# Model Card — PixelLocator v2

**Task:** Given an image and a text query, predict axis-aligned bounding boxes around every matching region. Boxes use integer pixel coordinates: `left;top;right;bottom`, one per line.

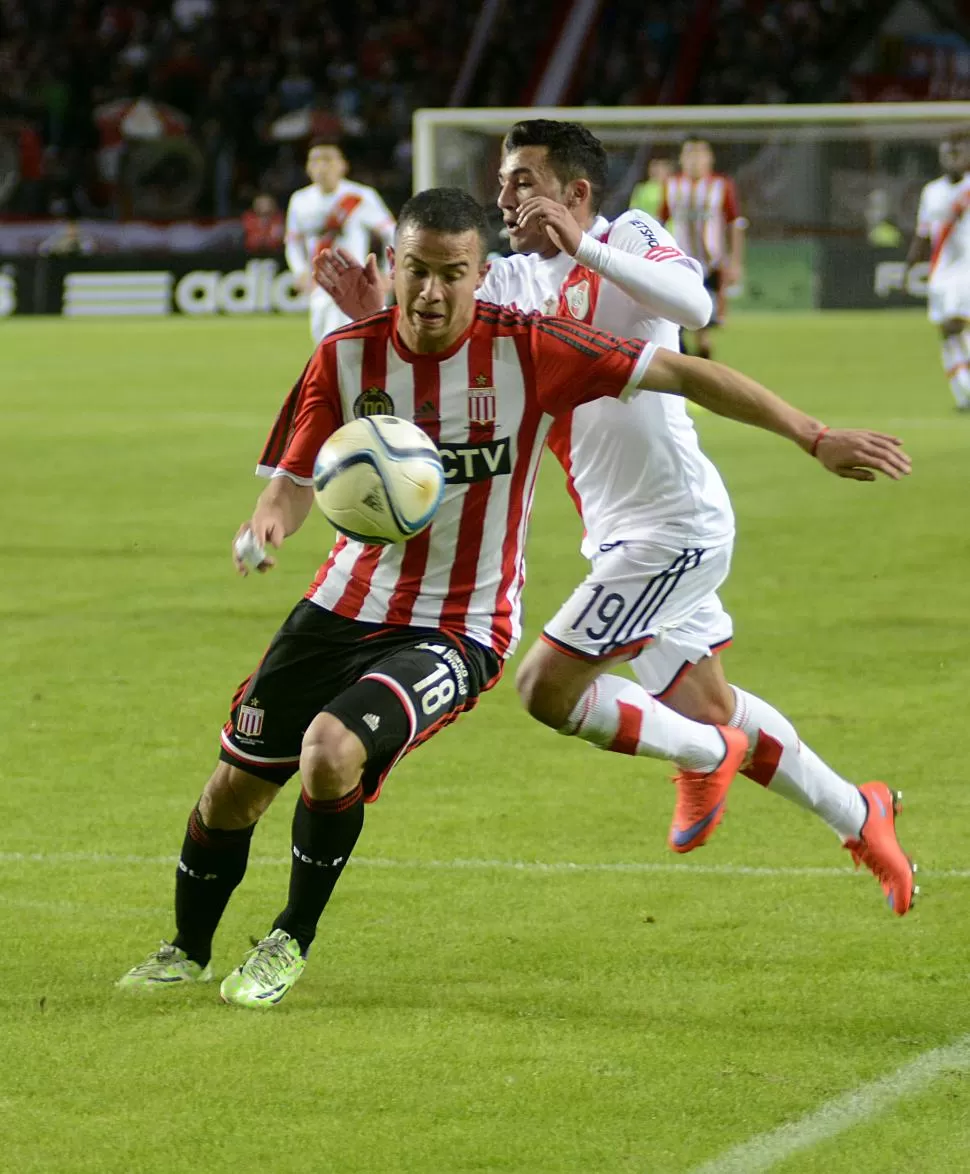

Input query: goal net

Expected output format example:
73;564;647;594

412;103;970;310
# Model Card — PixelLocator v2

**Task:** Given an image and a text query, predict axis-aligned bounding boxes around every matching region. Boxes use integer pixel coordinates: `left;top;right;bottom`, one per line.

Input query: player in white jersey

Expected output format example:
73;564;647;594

904;134;970;410
285;139;396;344
118;188;909;1009
317;120;916;914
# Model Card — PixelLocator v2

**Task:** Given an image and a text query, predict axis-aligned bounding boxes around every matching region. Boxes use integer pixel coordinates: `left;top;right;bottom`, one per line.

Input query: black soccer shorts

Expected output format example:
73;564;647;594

219;600;502;800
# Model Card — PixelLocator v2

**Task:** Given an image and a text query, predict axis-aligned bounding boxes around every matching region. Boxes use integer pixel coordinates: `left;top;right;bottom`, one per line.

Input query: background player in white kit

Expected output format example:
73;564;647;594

904;134;970;410
285;139;396;343
317;121;916;914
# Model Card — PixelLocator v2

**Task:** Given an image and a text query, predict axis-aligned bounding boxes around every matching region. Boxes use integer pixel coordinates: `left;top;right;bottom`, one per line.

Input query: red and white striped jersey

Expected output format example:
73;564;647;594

660;173;740;274
257;302;654;658
916;173;970;281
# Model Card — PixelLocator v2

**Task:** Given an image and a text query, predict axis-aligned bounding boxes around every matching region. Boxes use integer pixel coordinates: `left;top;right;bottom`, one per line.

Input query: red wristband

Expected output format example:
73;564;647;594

810;426;830;457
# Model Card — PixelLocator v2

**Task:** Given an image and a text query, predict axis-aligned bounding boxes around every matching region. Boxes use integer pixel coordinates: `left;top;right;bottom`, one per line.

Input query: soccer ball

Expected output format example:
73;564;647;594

312;415;445;545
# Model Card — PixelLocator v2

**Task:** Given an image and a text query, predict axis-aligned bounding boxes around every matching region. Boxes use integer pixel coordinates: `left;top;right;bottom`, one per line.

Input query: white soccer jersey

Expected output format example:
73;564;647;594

284;179;395;279
257;304;654;658
915;174;970;282
479;211;734;559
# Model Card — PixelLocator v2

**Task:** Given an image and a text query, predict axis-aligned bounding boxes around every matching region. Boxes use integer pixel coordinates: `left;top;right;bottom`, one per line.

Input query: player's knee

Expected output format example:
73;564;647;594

199;763;276;829
942;318;964;337
515;660;574;729
300;715;367;799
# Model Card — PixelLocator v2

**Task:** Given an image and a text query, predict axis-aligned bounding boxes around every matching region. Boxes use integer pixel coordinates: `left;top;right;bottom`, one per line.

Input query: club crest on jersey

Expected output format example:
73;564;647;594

467;389;496;425
564;279;591;321
354;387;394;417
237;699;264;738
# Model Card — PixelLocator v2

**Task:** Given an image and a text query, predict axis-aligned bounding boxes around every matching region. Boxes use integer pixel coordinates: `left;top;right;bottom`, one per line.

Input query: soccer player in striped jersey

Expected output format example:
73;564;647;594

904;134;970;410
118;188;910;1010
285;139;396;344
318;120;917;918
659;137;746;360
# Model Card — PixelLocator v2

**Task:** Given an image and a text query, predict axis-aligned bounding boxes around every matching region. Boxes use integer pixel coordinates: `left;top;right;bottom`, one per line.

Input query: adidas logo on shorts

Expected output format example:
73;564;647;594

363;713;381;732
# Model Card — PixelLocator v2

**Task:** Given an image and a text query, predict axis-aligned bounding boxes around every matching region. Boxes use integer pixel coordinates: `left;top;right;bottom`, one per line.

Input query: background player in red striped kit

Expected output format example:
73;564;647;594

660;137;746;360
118;188;909;1009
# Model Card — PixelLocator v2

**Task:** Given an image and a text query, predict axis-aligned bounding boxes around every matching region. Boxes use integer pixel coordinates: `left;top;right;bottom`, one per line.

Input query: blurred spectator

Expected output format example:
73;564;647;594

629;157;674;219
241;191;284;253
0;0;891;224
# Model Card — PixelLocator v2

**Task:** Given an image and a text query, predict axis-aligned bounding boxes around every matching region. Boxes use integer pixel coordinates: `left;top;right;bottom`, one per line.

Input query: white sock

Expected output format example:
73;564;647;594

562;675;728;772
941;336;970;407
729;687;866;840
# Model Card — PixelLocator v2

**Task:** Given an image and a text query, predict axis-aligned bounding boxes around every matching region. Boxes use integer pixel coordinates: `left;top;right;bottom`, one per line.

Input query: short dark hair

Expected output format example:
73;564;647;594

307;138;345;155
502;119;609;212
397;187;489;255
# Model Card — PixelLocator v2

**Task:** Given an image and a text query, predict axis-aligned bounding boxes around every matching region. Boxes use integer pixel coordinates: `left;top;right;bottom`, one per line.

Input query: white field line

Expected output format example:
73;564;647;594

0;850;968;879
689;1033;970;1174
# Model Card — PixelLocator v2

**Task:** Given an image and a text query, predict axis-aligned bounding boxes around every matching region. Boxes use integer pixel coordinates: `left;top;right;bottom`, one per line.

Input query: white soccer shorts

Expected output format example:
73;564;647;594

309;288;352;344
542;539;734;697
927;275;970;324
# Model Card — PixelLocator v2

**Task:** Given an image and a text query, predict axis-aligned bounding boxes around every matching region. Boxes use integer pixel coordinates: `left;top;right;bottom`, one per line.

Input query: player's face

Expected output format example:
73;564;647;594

940;138;966;177
306;145;347;190
680;141;714;179
498;145;568;254
391;226;488;354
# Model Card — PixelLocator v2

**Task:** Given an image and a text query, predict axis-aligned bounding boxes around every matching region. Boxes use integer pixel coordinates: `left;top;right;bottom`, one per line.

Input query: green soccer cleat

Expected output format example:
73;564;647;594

117;942;213;990
220;929;306;1008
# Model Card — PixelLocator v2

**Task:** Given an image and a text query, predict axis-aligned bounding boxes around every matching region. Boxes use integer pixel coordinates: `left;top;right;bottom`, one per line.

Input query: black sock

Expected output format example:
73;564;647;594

172;805;255;967
272;784;364;955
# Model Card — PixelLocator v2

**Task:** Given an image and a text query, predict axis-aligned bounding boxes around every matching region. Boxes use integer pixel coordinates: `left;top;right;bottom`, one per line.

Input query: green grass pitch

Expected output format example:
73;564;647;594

2;310;969;1173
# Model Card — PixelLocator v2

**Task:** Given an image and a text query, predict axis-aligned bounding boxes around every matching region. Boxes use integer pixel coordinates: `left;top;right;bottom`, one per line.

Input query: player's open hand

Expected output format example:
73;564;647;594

313;247;387;318
514;198;583;256
815;429;912;481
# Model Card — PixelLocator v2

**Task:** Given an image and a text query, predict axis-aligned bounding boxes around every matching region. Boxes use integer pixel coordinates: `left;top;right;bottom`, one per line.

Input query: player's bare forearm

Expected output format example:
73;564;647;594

643;351;820;450
638;350;912;481
252;474;314;540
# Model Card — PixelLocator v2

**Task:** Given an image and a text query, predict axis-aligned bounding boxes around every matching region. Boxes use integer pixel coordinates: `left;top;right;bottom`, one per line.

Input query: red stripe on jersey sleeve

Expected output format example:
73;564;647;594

437;331;496;637
531;318;646;416
273;344;343;480
258;357;312;470
385;357;441;625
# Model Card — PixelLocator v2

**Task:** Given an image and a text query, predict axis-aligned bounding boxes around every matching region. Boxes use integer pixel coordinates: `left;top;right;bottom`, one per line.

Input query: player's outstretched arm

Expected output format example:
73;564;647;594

314;246;388;318
233;476;315;575
639;350;912;482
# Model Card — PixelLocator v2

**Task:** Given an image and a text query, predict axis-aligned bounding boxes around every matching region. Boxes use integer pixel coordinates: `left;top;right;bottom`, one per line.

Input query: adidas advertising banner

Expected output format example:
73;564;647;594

818;241;929;311
1;254;308;316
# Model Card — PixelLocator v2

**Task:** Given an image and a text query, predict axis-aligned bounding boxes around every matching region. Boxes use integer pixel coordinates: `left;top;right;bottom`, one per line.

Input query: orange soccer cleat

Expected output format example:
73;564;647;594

668;726;748;854
844;782;918;916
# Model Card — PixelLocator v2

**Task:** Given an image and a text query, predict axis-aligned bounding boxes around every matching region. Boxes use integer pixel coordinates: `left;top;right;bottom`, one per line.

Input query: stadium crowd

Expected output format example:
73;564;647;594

0;0;902;221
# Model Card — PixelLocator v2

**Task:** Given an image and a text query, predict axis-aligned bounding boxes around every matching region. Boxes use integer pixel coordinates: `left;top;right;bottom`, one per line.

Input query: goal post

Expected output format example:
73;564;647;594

412;102;970;311
413;103;970;193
